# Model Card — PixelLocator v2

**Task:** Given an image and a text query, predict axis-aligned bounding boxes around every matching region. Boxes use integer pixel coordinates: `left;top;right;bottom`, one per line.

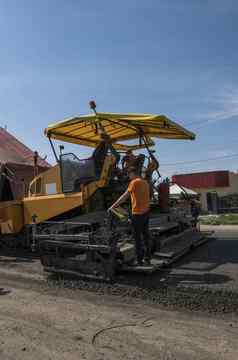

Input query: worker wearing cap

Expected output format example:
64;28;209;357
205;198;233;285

109;166;151;265
122;150;137;171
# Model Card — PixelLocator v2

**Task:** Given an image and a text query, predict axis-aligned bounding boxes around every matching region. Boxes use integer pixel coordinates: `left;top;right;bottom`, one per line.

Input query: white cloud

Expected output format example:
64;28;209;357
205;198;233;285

206;90;238;121
189;86;238;125
207;149;235;158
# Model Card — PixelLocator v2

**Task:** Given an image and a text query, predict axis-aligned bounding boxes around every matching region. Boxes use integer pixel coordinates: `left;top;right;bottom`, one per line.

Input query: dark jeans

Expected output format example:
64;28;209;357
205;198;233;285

131;212;151;263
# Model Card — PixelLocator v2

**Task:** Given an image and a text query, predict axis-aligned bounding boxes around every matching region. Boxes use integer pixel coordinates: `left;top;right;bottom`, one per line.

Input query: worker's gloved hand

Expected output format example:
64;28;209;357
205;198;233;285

107;206;114;213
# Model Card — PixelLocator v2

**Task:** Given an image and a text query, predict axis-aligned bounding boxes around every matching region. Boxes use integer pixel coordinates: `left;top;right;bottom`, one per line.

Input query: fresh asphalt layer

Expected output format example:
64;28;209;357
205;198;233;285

165;225;238;292
1;225;238;314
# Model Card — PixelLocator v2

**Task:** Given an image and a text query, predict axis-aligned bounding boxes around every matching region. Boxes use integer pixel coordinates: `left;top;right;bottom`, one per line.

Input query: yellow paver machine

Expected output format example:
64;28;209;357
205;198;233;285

0;102;207;280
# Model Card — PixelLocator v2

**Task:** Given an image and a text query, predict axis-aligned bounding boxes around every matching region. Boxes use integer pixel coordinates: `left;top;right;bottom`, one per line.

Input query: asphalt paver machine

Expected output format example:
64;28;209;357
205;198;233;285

26;102;209;281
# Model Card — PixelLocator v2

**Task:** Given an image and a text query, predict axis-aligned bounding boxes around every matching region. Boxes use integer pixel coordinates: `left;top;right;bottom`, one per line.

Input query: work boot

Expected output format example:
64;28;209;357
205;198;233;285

144;258;151;266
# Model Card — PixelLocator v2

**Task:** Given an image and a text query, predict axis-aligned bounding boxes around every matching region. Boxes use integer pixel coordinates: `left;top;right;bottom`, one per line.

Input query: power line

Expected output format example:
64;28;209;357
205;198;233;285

184;119;213;127
186;116;238;129
163;166;238;178
166;164;238;173
161;153;238;167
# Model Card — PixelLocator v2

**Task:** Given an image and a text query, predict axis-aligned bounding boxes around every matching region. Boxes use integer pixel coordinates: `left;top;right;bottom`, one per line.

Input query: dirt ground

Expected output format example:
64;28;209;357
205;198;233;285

0;279;238;360
1;225;238;359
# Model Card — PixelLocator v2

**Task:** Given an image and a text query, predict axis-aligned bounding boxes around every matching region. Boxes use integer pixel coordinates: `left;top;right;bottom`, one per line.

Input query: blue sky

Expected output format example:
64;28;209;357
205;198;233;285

0;0;237;177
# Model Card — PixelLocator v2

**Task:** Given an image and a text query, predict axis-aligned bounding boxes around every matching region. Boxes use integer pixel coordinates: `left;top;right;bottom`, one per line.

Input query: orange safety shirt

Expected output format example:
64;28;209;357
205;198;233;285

128;177;150;215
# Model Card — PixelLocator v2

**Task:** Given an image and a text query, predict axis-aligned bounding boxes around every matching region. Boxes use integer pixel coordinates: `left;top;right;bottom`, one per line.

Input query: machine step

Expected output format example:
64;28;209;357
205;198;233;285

121;258;165;273
121;231;210;274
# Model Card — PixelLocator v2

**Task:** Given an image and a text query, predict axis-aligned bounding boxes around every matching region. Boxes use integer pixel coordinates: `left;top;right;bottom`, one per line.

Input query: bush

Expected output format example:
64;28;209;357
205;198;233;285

200;214;238;225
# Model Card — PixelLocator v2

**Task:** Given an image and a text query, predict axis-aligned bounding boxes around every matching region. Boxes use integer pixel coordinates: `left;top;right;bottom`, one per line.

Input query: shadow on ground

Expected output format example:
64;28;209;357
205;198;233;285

0;247;39;264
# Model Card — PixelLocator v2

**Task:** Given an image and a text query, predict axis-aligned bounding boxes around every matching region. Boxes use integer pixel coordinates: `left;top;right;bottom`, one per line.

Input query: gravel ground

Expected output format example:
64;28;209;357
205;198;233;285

46;225;238;315
1;225;238;315
1;283;238;360
1;225;238;359
48;273;238;315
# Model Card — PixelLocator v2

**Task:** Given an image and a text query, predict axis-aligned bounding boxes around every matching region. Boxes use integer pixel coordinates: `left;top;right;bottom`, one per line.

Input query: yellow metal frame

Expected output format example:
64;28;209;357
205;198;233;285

23;155;115;225
0;110;196;234
45;112;195;150
0;201;23;234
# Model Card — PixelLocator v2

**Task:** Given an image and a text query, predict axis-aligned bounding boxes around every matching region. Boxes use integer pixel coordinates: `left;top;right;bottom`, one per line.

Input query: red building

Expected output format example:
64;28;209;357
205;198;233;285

0;127;50;200
172;170;238;213
172;171;230;189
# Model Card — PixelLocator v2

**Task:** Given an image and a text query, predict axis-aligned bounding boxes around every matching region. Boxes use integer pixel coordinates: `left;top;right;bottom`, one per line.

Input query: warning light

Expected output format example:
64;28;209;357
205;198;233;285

89;100;97;110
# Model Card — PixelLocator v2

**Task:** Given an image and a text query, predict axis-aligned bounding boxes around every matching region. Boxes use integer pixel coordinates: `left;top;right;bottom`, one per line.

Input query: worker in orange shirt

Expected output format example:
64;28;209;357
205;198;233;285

109;166;151;265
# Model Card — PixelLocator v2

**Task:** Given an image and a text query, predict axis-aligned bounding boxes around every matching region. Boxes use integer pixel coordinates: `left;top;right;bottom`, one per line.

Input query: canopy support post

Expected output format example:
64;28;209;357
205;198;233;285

48;137;59;163
140;130;161;179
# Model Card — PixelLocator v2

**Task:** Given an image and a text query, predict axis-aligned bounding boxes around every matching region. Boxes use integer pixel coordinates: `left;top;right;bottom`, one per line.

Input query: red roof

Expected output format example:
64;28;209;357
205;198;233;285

172;170;230;189
0;127;50;168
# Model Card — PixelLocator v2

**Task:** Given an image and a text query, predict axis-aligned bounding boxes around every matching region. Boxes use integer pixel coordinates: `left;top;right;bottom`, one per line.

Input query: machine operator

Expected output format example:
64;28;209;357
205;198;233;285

109;166;151;266
122;150;137;170
122;150;145;176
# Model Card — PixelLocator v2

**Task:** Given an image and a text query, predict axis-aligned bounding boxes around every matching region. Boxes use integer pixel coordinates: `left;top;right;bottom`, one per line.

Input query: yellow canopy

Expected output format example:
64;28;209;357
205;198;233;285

45;112;195;150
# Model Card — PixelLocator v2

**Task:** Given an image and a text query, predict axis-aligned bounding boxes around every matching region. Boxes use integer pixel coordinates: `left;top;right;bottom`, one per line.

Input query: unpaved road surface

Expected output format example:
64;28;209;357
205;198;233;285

0;279;238;360
1;226;238;314
1;225;238;359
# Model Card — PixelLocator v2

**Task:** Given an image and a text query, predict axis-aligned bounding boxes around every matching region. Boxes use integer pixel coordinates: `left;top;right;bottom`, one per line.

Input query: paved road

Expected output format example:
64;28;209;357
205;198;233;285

164;225;238;292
